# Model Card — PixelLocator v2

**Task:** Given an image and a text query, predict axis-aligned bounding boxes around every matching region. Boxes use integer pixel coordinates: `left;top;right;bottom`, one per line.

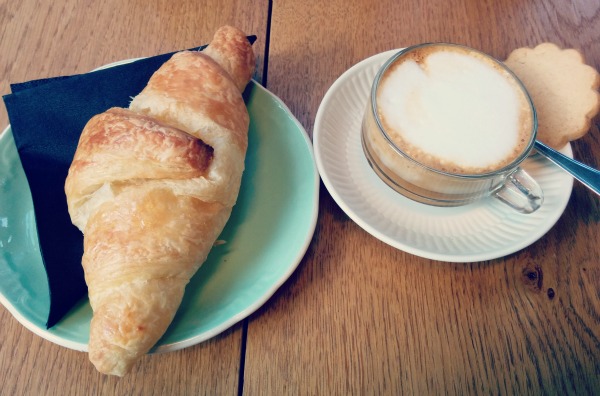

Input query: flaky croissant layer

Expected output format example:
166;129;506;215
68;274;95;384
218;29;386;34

64;25;255;376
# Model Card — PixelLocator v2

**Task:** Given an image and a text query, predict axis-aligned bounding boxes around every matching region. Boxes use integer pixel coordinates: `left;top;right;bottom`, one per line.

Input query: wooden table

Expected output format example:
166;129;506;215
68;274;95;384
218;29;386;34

1;0;599;394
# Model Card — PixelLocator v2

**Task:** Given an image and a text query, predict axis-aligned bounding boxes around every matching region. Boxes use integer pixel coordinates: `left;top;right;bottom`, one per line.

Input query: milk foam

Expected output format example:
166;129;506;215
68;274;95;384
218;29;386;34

377;48;531;173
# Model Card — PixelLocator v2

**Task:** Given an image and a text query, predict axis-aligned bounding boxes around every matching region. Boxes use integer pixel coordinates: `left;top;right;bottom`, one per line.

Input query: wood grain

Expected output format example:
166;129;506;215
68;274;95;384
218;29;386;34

0;320;243;395
243;0;600;394
0;0;268;128
1;0;600;394
0;0;268;394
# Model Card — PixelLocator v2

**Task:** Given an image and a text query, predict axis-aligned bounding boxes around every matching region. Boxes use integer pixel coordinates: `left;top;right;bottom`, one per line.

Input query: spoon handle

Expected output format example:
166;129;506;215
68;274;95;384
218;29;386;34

534;140;600;196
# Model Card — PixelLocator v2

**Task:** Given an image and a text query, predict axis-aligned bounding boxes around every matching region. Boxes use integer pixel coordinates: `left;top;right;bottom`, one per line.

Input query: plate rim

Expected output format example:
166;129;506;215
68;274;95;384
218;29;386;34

313;49;573;263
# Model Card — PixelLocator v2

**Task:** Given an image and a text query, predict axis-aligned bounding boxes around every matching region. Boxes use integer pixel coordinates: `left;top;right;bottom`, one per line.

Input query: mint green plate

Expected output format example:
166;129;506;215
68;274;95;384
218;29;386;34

0;80;319;352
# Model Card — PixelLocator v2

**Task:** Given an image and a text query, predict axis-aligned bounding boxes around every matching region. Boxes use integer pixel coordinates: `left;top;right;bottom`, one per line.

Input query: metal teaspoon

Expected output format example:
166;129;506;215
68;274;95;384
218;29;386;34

534;140;600;196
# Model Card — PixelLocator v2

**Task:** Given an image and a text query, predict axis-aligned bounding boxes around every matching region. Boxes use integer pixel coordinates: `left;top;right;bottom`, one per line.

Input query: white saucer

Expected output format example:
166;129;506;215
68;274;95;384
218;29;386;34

313;50;574;263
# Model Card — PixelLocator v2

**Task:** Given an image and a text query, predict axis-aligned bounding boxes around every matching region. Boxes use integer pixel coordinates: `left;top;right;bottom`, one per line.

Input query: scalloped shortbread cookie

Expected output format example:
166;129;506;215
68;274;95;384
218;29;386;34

505;43;600;149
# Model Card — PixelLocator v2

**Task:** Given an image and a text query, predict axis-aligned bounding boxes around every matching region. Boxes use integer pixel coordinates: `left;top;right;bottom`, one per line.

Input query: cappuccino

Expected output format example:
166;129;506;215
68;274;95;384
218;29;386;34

362;43;540;208
375;44;534;175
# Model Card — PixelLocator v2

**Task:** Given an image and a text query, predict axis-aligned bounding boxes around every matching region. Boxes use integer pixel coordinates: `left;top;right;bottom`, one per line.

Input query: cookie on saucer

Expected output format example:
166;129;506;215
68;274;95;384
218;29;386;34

505;42;600;149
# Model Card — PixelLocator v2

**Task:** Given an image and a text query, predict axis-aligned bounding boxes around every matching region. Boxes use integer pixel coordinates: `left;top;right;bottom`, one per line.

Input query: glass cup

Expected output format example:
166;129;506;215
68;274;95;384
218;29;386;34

361;43;543;214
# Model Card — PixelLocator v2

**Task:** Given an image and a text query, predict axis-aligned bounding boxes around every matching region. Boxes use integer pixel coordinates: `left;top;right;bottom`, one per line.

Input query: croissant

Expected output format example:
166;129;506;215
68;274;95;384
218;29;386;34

64;26;255;376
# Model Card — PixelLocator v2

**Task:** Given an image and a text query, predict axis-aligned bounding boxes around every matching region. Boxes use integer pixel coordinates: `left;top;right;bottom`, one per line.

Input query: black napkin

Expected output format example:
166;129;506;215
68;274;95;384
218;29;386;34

3;36;256;328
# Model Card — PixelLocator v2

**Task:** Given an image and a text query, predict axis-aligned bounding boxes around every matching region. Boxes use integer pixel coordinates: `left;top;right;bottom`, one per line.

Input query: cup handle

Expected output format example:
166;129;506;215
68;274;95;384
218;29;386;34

493;168;543;214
